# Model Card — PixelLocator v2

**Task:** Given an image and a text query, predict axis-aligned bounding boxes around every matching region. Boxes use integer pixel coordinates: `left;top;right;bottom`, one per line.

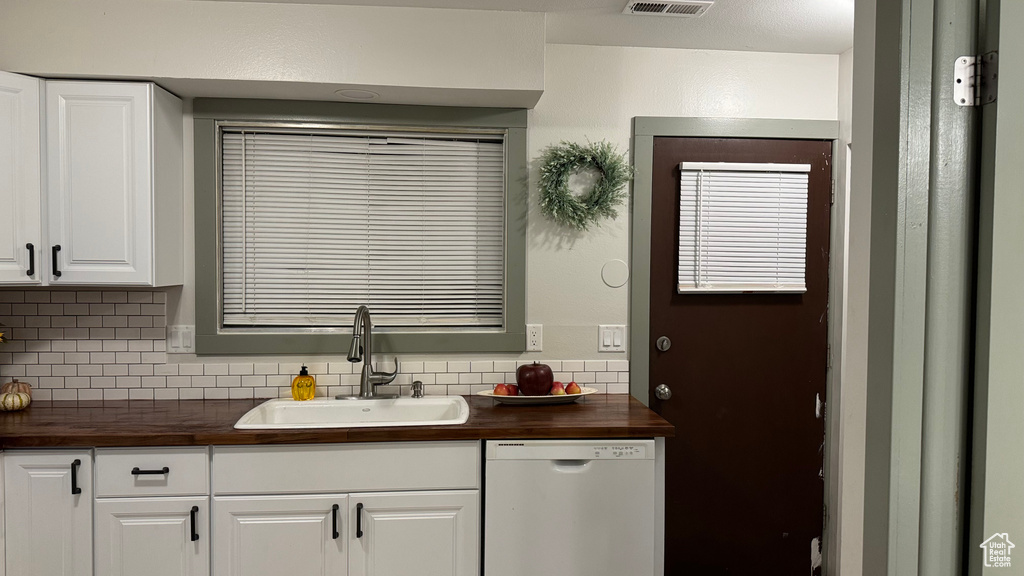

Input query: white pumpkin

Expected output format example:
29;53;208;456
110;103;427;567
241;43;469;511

0;391;31;411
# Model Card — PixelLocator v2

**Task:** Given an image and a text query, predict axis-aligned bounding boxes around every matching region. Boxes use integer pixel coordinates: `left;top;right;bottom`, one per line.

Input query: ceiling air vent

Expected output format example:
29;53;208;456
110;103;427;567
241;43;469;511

622;0;712;17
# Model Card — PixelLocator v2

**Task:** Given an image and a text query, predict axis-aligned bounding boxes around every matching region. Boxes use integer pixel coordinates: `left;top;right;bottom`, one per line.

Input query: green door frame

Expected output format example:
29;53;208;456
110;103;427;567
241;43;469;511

968;0;1024;573
856;0;980;573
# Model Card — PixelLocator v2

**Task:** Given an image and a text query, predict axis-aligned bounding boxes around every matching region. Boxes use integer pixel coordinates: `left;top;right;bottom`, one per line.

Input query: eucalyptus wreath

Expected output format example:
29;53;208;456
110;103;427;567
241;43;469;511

538;140;634;231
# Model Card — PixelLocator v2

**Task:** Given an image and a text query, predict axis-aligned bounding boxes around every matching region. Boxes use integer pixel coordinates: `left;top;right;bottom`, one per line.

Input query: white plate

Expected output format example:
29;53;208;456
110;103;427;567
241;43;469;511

475;387;598;405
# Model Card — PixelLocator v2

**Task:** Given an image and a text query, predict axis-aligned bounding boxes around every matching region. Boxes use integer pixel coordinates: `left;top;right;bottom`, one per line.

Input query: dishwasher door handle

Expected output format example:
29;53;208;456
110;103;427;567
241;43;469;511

552;459;592;473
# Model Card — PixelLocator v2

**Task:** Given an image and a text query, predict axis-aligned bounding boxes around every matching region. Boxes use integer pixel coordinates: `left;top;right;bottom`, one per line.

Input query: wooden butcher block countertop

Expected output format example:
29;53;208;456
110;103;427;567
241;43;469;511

0;394;674;448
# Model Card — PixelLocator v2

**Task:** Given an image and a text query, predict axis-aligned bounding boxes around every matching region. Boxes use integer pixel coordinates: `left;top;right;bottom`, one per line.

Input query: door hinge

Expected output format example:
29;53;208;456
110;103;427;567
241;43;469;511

830;180;835;205
954;52;998;107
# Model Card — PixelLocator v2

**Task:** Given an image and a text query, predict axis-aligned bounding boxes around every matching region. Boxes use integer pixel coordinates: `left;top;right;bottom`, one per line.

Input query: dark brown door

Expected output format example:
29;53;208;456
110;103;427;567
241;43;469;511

649;137;832;575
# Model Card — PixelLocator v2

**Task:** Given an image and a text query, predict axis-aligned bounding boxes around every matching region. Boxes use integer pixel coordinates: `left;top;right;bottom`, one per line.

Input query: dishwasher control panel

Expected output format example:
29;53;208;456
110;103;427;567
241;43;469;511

486;440;653;461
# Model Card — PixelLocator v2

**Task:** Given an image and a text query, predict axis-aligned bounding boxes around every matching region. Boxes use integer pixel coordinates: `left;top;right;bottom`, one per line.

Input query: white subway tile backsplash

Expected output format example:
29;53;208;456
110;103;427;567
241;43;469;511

229;363;254;376
115;376;141;388
78;389;103;401
26;365;50;377
128;292;153;304
178;364;204;376
458;372;482;385
103;364;129;377
242;375;267;387
436;373;459;385
470;361;493;373
129;364;154;376
0;289;631;399
447;361;471;373
179;388;204;400
423;361;447;373
561;360;585;372
254;362;279;375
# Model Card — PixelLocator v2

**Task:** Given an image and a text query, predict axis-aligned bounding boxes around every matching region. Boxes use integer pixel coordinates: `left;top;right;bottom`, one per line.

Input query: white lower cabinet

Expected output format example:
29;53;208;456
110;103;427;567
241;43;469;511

213;495;348;576
2;442;481;576
94;497;209;576
350;491;479;576
3;450;93;576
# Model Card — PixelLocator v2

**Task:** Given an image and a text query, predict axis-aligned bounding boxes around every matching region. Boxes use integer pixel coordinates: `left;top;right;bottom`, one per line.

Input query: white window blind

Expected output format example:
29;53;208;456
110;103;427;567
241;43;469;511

677;162;810;293
221;128;505;328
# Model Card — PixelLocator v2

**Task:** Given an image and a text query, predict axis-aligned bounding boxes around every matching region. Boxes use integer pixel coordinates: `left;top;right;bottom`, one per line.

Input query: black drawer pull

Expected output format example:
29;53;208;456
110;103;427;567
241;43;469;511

71;459;82;495
190;506;200;541
332;504;340;539
25;243;34;277
131;466;170;476
51;245;61;278
356;503;363;538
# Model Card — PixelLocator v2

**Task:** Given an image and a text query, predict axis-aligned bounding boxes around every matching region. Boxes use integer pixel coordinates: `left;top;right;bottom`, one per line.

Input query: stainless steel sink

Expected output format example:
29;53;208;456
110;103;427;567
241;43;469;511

233;396;470;429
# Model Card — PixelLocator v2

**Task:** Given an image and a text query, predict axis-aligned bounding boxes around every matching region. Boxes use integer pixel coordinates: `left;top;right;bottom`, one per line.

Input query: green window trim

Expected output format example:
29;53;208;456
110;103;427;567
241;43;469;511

192;99;528;355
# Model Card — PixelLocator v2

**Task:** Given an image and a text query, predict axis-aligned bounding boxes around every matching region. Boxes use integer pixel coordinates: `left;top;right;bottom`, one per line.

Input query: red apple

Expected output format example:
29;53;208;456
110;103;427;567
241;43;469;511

550;382;566;395
516;362;553;396
565;382;582;395
493;383;510;396
507;384;519;396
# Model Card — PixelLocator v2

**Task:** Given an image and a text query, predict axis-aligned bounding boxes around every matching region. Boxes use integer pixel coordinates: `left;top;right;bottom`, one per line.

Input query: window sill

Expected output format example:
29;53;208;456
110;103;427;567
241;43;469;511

195;330;526;355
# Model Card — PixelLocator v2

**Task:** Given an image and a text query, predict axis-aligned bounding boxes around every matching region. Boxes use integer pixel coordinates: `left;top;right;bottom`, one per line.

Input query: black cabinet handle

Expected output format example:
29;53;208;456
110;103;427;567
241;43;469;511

70;459;82;495
190;506;199;542
131;466;170;476
332;504;340;539
356;503;363;538
25;243;34;277
51;245;61;278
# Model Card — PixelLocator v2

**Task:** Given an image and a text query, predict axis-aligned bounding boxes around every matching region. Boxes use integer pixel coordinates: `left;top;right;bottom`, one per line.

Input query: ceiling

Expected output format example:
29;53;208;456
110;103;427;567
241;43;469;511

185;0;855;54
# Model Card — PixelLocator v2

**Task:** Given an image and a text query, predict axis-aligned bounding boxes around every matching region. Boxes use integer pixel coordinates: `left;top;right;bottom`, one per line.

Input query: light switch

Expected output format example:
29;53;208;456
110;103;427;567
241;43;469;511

598;325;626;353
168;325;196;354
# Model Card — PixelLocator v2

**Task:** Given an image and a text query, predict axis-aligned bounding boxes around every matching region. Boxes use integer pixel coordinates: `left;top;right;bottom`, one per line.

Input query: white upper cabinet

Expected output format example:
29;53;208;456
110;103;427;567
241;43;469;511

46;81;183;286
0;71;42;284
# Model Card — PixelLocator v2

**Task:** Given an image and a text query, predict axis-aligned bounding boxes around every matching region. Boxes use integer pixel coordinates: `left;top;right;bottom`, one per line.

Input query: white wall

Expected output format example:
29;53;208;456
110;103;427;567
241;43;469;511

156;43;842;363
0;0;545;108
166;43;841;363
526;44;838;359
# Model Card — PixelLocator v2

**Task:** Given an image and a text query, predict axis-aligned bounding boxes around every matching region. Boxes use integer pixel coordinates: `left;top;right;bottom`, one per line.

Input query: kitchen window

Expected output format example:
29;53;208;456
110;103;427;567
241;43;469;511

193;100;528;355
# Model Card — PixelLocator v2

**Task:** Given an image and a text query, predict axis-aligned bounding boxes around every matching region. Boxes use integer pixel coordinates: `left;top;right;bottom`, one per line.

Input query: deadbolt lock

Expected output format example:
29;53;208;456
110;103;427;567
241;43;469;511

656;336;671;352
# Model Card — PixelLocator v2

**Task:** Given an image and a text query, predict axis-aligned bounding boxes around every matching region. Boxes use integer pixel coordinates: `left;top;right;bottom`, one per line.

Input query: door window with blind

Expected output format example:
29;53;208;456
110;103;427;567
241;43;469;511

220;127;506;330
677;162;810;293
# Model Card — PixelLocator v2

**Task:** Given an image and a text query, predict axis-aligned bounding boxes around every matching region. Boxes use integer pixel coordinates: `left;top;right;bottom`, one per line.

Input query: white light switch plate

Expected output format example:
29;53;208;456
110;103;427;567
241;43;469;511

598;325;626;352
168;325;195;354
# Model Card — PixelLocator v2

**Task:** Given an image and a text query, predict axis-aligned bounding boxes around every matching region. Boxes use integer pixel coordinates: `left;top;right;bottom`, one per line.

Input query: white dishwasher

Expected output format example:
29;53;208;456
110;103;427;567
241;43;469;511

484;439;658;576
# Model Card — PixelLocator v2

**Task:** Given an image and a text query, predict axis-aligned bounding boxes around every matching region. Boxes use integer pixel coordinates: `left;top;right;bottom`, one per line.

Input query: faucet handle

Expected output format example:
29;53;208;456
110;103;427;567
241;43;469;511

369;357;399;386
412;381;424;398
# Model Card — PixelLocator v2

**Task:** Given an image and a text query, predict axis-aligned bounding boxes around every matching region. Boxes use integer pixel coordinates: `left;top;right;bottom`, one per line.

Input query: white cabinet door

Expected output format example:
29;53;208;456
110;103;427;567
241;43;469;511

95;497;209;576
4;451;92;576
46;81;153;285
349;490;479;576
213;494;348;576
0;70;42;284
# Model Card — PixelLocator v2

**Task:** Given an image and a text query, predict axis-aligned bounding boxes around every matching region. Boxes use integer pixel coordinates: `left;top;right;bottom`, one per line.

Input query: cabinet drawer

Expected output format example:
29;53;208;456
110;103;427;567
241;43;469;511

96;447;209;497
213;441;480;495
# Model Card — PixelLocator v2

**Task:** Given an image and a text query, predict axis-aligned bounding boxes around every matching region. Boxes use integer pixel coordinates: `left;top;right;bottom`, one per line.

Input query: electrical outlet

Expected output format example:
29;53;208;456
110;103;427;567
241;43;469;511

526;324;543;352
167;325;195;354
598;325;627;352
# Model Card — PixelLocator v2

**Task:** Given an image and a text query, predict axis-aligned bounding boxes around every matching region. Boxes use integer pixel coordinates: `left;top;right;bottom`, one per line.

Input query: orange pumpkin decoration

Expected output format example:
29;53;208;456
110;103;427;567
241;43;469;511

1;379;32;396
